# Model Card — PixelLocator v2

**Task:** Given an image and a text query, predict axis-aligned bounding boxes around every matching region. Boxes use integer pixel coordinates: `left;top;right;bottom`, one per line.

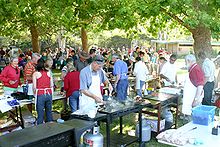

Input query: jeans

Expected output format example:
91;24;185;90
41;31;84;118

202;81;214;106
69;91;79;112
116;79;128;102
137;80;145;97
36;94;53;125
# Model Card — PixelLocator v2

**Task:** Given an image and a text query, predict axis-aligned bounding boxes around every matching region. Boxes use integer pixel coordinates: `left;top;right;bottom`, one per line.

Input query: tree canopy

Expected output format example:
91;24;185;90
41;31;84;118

135;0;220;57
0;0;65;52
0;0;139;52
0;0;219;56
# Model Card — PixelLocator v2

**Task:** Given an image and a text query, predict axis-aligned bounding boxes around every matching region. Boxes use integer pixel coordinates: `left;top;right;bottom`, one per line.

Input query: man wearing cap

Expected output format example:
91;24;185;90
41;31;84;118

112;54;129;102
75;51;89;72
78;55;113;117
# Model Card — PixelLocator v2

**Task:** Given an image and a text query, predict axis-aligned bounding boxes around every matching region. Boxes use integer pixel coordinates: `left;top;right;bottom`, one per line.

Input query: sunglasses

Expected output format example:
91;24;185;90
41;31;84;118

95;59;104;64
95;59;104;62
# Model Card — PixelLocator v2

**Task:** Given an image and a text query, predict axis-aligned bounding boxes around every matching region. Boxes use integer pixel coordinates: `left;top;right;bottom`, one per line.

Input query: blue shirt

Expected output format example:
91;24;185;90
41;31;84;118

80;65;108;90
113;59;128;80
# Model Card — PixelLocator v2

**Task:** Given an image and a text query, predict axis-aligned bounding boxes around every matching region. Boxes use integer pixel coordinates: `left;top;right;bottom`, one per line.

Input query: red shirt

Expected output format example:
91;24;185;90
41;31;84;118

64;71;80;97
189;63;205;87
0;65;21;88
36;71;52;95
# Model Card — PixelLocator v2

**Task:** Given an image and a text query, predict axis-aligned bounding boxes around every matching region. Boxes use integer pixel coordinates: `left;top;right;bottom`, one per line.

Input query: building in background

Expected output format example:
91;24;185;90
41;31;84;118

151;40;220;55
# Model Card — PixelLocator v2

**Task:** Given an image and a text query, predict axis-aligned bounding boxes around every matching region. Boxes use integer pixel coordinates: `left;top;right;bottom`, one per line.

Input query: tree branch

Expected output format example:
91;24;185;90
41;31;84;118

142;0;193;32
160;7;193;32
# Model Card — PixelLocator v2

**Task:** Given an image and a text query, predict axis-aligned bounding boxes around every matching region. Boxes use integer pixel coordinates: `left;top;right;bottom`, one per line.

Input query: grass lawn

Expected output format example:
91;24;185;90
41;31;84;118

99;113;180;147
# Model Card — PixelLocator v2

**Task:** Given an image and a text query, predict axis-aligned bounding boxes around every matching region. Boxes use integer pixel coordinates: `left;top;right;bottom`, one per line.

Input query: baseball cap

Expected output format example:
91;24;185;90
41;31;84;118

93;55;104;65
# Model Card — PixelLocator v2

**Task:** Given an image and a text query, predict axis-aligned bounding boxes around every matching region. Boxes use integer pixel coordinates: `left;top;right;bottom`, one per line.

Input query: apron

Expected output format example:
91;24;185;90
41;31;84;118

34;72;53;110
182;64;204;115
34;88;53;110
78;73;102;118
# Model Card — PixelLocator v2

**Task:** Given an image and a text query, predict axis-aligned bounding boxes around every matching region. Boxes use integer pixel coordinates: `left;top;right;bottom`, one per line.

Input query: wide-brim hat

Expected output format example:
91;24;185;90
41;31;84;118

78;51;90;59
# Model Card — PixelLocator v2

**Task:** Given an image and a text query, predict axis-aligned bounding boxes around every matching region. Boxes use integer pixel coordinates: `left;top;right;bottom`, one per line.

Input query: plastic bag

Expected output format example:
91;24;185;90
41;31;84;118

162;107;173;123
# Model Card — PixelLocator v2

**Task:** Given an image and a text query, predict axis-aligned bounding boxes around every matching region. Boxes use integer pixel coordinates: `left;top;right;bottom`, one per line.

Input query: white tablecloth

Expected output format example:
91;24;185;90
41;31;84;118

158;122;220;146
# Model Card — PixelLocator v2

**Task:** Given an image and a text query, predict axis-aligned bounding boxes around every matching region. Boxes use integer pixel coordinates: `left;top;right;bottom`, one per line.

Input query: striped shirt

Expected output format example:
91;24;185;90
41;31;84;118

24;61;36;83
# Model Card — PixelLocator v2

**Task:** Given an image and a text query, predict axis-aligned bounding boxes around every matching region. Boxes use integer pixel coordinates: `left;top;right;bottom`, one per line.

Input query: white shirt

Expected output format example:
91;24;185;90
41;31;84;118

202;58;215;82
160;61;177;86
133;61;149;81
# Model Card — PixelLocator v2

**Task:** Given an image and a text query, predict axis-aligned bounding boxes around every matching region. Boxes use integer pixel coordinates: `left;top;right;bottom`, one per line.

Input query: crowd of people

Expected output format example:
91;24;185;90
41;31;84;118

0;46;219;124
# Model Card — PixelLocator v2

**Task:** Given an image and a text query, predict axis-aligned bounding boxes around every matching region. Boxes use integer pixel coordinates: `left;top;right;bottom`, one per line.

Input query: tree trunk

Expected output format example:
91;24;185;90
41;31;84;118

81;27;88;52
192;25;212;63
30;25;40;53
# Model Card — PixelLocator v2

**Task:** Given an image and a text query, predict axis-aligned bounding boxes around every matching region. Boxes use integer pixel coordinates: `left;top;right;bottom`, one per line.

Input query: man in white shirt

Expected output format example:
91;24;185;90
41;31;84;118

198;51;215;105
133;56;149;97
160;54;177;87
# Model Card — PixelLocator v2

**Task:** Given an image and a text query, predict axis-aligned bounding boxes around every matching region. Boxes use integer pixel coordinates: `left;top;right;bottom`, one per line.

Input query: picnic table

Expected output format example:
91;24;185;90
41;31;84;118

0;95;24;133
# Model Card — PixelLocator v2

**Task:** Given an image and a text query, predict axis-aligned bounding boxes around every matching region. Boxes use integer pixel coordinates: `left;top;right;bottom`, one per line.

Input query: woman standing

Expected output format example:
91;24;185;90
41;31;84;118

0;56;21;95
33;58;53;124
64;63;80;112
60;58;73;109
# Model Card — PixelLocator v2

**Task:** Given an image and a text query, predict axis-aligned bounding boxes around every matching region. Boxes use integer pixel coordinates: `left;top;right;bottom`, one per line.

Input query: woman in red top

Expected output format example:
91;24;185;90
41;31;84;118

64;63;80;112
0;56;21;95
33;58;53;124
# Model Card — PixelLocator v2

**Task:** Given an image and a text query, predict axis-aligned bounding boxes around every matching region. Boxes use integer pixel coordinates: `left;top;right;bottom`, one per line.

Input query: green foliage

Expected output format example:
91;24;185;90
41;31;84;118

0;1;44;38
58;0;139;32
1;0;219;54
135;0;220;38
16;40;32;50
0;0;140;49
99;35;131;48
